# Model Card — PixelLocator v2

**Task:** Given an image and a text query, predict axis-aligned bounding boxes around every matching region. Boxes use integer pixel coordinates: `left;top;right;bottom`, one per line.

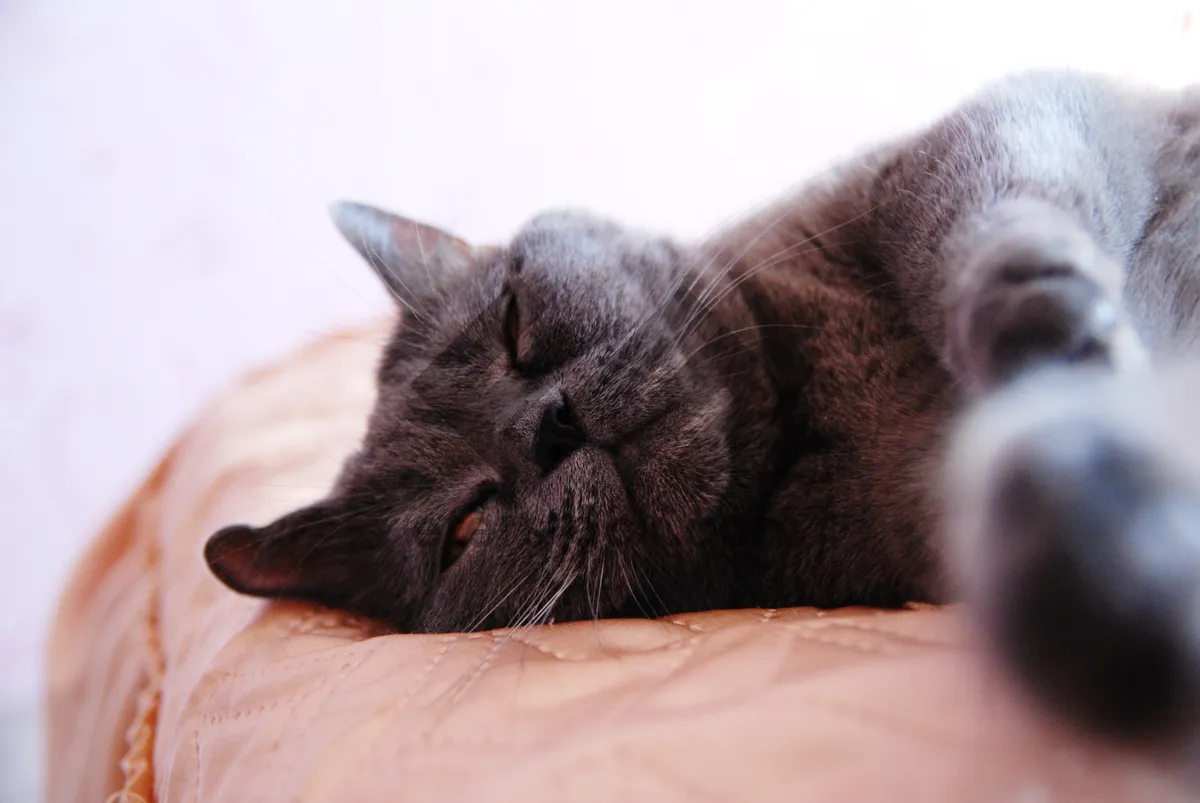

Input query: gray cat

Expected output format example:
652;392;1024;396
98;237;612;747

205;70;1200;751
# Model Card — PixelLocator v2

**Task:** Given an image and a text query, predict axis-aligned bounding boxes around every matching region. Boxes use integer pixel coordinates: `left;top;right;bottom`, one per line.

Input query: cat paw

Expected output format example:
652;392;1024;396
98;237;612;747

961;259;1145;393
975;419;1200;744
951;206;1147;394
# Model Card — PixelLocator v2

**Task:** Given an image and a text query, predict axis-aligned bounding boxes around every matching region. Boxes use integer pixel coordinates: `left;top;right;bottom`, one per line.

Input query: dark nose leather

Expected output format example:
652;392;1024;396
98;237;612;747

533;391;586;473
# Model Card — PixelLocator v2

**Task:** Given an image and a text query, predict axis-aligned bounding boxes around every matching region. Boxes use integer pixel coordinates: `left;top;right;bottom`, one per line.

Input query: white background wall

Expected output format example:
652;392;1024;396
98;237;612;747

0;1;1195;798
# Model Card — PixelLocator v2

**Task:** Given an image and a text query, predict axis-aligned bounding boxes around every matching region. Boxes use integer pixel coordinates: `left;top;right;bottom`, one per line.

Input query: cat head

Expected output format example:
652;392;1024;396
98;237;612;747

204;201;776;632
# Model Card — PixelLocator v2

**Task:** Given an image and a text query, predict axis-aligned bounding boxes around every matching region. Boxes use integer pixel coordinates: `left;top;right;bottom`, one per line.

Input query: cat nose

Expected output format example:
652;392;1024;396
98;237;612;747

533;390;586;473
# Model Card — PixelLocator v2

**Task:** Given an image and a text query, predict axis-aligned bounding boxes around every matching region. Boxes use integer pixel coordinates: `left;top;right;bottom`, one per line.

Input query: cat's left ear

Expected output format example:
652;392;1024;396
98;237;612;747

330;200;475;303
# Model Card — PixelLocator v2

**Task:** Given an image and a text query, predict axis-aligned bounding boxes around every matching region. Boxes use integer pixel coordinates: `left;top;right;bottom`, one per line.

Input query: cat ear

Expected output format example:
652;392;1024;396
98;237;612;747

204;498;375;604
329;200;474;303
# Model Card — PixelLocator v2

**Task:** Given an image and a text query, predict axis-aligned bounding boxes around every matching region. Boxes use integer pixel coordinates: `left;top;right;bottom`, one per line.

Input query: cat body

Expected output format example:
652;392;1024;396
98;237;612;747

206;71;1200;749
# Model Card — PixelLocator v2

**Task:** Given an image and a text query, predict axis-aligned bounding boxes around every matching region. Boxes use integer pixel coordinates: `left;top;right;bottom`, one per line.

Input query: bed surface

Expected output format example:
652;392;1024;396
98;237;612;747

45;321;1186;803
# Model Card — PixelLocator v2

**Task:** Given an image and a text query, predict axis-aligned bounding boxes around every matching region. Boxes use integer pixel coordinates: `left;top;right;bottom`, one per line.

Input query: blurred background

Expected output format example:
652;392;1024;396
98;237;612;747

0;1;1195;800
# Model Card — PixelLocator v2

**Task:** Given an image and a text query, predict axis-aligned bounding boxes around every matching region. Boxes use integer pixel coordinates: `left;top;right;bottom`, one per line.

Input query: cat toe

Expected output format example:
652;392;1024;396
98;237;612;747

951;203;1149;393
964;266;1144;392
980;420;1200;746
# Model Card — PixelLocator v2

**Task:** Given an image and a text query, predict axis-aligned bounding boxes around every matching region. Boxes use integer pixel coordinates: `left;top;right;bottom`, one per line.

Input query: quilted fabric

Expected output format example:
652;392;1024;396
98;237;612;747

45;320;1190;803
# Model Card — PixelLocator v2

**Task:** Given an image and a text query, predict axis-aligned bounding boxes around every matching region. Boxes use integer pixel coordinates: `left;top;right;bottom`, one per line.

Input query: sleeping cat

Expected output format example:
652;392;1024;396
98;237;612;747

206;71;1200;750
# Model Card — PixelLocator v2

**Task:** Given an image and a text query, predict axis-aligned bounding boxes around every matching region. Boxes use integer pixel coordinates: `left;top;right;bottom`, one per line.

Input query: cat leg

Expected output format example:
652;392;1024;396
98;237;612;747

946;366;1200;755
944;197;1148;395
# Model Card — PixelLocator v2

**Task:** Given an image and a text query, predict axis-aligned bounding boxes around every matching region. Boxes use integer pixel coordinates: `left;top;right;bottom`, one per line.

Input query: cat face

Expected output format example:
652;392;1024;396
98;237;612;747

206;202;774;632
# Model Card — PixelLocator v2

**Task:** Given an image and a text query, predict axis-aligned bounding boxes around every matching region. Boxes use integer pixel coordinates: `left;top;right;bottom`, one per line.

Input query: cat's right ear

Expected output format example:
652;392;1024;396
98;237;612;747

330;200;475;304
203;497;376;606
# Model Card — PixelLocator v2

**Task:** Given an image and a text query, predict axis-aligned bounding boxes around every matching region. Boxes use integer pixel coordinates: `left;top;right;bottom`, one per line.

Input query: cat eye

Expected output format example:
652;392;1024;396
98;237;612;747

442;503;486;572
503;293;522;367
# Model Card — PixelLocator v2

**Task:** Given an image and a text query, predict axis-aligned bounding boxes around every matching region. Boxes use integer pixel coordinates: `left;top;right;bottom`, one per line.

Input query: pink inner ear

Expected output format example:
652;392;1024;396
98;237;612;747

205;525;295;596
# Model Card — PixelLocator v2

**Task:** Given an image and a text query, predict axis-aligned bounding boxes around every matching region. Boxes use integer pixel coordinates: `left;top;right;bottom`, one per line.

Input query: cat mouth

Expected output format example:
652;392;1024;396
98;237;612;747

542;443;644;533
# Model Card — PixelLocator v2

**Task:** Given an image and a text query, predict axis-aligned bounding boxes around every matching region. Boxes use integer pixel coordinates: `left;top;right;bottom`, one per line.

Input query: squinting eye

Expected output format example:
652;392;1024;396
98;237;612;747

452;508;483;543
442;505;485;572
504;293;522;367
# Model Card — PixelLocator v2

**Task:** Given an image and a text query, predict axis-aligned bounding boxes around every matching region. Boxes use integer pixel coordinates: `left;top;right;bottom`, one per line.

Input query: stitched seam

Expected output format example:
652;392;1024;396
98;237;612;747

784;624;909;655
347;636;458;785
502;630;613;662
616;746;731;803
191;726;199;803
666;618;709;633
274;631;379;792
815;619;959;649
428;630;520;712
105;495;166;803
216;646;374;683
789;691;965;747
605;635;704;722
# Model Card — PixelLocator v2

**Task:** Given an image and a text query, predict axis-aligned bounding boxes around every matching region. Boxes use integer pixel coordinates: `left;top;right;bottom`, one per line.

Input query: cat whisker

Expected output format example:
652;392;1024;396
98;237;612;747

671;241;830;351
462;572;529;633
681;204;798;325
609;202;780;360
629;562;666;621
615;205;766;351
606;259;694;359
673;202;886;347
628;548;682;620
682;322;824;364
675;193;892;345
427;574;555;710
361;237;431;324
410;224;438;304
483;570;575;672
587;555;606;626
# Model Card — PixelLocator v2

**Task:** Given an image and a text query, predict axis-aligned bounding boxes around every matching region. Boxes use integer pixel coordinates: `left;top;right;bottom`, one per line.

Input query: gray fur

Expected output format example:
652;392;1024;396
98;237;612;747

206;70;1200;756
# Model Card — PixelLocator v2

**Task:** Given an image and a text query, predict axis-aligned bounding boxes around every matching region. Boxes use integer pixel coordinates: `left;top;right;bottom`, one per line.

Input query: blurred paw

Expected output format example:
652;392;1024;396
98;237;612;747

979;420;1200;743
